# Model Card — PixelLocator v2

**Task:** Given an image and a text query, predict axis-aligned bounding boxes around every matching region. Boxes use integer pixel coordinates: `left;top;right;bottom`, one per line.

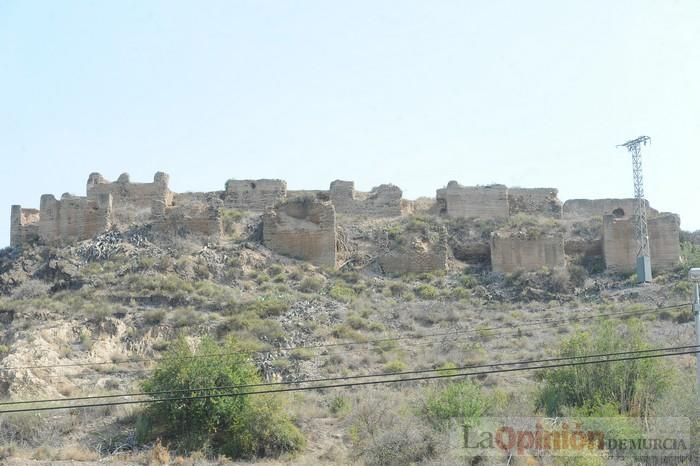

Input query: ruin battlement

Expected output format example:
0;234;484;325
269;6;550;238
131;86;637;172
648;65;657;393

9;171;681;276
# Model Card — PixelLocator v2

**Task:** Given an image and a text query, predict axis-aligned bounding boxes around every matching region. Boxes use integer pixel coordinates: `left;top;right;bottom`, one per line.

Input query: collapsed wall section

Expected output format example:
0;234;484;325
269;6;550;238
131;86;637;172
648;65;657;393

329;180;407;217
224;179;287;211
151;196;223;240
508;188;562;218
262;197;336;268
38;193;113;245
602;213;681;273
436;182;509;220
490;232;566;273
10;206;40;247
378;227;448;274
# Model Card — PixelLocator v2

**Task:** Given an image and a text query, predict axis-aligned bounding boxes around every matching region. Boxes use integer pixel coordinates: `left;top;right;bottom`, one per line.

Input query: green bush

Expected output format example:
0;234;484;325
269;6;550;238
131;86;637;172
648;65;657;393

681;241;700;272
139;336;304;458
143;309;166;325
168;307;204;328
414;284;439;300
246;296;289;318
267;264;284;276
385;224;402;241
458;273;477;288
299;277;323;293
329;396;351;417
332;324;368;342
449;287;471;300
330;284;356;303
536;320;674;417
422;381;488;431
383;360;407;373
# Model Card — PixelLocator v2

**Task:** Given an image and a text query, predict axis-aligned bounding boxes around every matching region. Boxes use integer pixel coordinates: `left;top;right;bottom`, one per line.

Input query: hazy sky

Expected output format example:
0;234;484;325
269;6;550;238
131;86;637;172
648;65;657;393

1;1;699;247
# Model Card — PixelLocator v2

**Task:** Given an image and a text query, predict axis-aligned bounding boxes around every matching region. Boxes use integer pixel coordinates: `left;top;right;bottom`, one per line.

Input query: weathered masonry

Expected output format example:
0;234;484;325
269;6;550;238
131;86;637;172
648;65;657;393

490;232;566;273
563;198;658;220
12;193;112;246
602;213;681;273
262;197;337;268
223;179;287;211
8;171;682;277
435;182;562;220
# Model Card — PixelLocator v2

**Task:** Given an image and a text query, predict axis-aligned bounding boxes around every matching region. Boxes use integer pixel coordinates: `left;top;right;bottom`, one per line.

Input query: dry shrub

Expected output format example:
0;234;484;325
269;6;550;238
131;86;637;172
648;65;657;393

55;445;99;461
149;439;170;465
349;390;438;466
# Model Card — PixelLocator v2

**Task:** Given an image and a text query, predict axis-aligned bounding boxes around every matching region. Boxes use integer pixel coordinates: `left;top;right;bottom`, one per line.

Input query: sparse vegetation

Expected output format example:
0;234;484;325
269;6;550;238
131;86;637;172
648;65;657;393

0;202;696;464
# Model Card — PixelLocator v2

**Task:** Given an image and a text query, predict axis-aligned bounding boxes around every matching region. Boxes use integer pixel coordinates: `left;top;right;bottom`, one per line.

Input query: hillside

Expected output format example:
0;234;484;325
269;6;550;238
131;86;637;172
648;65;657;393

0;209;698;465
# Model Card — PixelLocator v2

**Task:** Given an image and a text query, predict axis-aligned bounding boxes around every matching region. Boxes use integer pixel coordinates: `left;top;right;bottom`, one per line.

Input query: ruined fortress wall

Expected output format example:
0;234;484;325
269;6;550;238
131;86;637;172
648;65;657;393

10;206;40;247
602;215;636;273
508;188;562;218
38;193;112;245
602;213;681;273
490;233;566;273
223;179;287;211
151;197;223;240
649;214;682;270
329;181;406;217
379;228;448;274
87;172;172;211
286;190;326;200
262;197;336;268
437;182;509;220
563;199;657;219
329;180;355;213
172;191;222;208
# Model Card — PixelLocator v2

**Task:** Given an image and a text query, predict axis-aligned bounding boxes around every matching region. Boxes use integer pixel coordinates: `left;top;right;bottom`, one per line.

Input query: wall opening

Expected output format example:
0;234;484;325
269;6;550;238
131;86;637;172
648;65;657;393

612;208;625;218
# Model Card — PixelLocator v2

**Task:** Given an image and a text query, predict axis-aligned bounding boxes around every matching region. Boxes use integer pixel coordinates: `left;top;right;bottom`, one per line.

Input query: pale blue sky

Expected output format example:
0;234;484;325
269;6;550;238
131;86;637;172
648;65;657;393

1;1;699;247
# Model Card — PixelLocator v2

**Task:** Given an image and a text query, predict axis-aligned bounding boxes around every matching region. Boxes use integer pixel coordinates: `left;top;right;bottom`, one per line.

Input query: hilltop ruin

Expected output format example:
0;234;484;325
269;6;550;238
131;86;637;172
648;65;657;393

10;172;682;276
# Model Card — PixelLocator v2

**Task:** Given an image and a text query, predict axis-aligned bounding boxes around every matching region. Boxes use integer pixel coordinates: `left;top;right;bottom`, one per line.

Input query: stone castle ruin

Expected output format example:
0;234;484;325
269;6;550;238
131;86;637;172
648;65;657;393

10;172;682;276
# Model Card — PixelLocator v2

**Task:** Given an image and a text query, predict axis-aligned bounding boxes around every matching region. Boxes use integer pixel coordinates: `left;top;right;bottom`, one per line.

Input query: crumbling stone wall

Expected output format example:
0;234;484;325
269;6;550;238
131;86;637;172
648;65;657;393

436;182;509;220
262;197;336;268
286;190;326;200
490;232;566;273
509;188;562;218
379;227;448;274
10;206;40;247
224;179;287;211
151;196;223;240
329;180;407;217
37;193;113;245
563;199;658;219
603;213;681;272
329;180;355;213
87;172;172;214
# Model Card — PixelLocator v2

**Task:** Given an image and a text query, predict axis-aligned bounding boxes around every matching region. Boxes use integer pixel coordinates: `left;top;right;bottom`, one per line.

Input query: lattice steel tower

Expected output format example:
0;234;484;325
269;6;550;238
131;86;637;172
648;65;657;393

617;135;652;283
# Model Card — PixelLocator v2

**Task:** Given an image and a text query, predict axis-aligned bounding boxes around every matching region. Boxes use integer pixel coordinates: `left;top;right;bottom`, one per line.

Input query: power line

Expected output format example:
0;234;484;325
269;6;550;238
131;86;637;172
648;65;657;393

2;343;696;407
1;302;688;372
2;345;696;414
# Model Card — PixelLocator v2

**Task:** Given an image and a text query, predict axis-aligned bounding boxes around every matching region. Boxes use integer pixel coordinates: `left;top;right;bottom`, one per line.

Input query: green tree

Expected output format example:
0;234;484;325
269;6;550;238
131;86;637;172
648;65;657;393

139;336;304;458
422;381;489;431
536;320;674;418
